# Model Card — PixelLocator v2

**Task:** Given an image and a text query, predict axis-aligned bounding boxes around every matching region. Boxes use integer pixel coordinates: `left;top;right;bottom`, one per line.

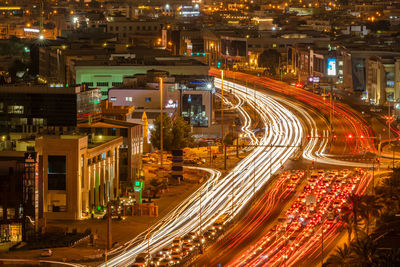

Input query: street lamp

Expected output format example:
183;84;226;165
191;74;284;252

159;77;164;168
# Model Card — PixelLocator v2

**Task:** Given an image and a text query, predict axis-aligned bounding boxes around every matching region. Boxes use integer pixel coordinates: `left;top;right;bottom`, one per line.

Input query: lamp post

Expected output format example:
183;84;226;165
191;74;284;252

160;77;163;168
221;70;225;170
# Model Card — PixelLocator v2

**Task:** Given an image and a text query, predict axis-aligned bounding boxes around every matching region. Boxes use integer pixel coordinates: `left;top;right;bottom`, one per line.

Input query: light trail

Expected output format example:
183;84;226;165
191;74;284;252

102;77;304;266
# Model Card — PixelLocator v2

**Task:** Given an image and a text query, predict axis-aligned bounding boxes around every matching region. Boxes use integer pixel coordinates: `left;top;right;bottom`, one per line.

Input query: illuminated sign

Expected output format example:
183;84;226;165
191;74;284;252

134;180;143;192
24;28;40;33
308;77;320;83
165;99;177;109
327;58;337;76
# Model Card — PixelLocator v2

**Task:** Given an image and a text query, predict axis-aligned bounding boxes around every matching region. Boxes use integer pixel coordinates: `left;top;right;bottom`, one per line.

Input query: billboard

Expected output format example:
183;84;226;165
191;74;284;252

327;58;337;76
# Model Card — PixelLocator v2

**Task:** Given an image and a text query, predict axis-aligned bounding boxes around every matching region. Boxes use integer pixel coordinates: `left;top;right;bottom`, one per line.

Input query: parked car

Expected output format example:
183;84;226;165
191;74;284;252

40;249;52;257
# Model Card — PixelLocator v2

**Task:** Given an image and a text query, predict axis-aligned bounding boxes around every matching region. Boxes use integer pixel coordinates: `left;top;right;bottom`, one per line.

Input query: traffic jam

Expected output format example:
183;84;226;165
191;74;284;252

229;168;371;266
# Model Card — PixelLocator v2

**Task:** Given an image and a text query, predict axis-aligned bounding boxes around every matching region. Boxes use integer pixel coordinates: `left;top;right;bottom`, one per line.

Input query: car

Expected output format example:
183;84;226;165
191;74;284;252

183;243;195;252
171;256;182;265
40;249;52;257
161;247;171;257
207;228;217;237
158;258;173;266
172;244;181;253
172;237;182;246
183;234;192;243
151;255;164;266
133;253;149;266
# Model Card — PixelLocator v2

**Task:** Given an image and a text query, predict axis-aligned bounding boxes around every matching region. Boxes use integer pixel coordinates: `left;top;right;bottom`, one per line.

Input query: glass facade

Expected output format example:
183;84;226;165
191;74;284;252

182;94;208;127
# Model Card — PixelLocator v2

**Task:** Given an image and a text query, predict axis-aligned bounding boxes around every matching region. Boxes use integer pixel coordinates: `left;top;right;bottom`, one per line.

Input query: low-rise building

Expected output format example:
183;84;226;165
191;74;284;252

36;134;122;220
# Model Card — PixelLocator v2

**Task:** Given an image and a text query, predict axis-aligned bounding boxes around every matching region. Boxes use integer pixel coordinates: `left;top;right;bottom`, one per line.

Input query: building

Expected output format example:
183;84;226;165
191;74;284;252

0;85;101;134
365;56;400;105
73;53;210;99
108;71;214;128
77;118;143;191
0;150;43;243
35;134;123;220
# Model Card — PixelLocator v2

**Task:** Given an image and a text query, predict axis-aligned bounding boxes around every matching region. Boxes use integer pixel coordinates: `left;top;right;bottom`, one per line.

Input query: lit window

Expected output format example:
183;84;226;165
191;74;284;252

7;105;24;114
125;97;133;102
338;61;343;66
110;97;116;101
145;97;151;102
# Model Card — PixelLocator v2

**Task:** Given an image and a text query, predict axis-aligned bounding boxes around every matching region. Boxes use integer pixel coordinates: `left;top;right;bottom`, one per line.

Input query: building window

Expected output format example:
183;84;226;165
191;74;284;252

110;97;117;101
154;26;158;30
142;26;146;30
125;97;133;102
123;33;126;38
102;91;108;96
32;118;44;126
7;105;24;114
112;82;122;87
145;97;151;102
110;26;113;31
48;156;66;191
83;82;94;87
81;155;84;188
129;26;132;31
123;26;127;31
0;102;3;113
116;26;119;31
148;26;151;30
7;208;15;220
96;82;109;87
137;26;140;30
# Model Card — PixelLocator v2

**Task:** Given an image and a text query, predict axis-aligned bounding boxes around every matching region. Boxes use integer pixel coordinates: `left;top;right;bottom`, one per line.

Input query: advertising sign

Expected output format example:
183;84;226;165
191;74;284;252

327;58;337;76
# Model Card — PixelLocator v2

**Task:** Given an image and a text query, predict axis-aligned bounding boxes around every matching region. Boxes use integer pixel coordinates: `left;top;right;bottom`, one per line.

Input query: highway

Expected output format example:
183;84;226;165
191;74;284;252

190;70;381;266
102;75;305;266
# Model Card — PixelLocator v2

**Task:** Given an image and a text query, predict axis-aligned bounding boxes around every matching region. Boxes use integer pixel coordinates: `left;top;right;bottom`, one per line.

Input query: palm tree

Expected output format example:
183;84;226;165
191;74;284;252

375;248;400;266
340;210;355;244
359;195;382;234
325;243;353;266
348;194;365;242
350;235;378;266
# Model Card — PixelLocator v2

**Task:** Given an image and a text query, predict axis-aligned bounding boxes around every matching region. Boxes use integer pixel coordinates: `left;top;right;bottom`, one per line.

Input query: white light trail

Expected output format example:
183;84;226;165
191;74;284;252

103;78;304;266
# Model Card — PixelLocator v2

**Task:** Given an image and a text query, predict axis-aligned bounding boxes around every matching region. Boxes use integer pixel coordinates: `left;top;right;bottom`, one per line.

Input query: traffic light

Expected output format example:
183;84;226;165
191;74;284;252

360;135;364;139
347;133;353;139
318;134;322;140
332;134;337;140
217;61;221;68
306;134;311;140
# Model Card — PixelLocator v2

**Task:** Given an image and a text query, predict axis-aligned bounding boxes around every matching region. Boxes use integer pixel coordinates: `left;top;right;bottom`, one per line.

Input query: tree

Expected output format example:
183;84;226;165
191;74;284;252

223;132;236;146
149;178;162;198
150;113;173;151
150;114;193;151
350;235;378;266
171;116;194;149
258;49;281;76
325;243;353;267
360;195;382;234
376;248;400;266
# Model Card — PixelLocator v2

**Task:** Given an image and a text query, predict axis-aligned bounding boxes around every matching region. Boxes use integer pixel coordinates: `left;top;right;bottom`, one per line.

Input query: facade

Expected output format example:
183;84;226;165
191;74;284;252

0;86;101;134
365;56;400;105
74;58;210;99
108;73;214;128
77;118;143;190
36;135;123;220
0;150;44;243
